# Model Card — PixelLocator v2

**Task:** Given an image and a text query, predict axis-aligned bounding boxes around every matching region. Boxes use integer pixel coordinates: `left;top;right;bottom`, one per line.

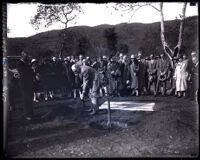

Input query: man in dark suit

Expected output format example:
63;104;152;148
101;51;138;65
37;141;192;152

190;56;199;102
147;54;157;95
155;53;170;96
16;51;34;120
120;55;130;96
71;64;100;115
137;51;148;96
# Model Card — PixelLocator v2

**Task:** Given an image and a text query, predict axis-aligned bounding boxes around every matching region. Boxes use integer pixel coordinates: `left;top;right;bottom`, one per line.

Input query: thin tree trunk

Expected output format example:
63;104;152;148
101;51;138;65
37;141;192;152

174;2;187;58
59;23;68;58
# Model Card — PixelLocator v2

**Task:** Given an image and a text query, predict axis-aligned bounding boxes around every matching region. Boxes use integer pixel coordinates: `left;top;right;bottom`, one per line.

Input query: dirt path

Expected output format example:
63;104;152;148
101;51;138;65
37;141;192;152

6;96;199;157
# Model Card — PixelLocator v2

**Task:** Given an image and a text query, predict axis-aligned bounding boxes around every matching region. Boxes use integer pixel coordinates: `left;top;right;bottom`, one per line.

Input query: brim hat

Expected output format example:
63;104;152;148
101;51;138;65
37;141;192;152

31;59;37;63
130;54;135;59
172;57;178;60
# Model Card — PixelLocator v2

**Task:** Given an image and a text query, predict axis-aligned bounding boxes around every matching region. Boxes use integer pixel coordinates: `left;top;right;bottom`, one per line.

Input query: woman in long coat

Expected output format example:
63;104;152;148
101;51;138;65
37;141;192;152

174;56;189;98
129;55;139;96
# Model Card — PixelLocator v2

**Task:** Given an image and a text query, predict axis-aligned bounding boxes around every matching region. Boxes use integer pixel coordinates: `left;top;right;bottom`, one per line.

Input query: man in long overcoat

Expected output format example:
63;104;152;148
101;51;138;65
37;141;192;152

129;54;139;96
120;55;130;96
147;54;157;95
16;51;34;120
137;51;148;96
189;56;198;101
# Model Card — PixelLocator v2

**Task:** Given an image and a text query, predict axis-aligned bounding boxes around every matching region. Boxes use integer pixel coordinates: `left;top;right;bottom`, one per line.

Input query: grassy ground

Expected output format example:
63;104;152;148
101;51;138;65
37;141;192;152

5;96;199;158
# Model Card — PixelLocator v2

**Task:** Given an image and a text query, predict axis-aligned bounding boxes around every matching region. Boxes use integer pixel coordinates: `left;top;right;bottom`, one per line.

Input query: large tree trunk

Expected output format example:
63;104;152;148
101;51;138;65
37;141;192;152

159;2;173;68
173;2;187;58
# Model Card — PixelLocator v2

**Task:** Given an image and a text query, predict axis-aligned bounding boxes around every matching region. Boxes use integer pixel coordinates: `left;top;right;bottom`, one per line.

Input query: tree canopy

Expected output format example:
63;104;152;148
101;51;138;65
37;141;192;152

30;3;83;29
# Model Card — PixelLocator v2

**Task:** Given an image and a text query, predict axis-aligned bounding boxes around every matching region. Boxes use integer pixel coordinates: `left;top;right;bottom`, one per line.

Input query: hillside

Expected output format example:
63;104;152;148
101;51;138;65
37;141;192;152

7;16;198;58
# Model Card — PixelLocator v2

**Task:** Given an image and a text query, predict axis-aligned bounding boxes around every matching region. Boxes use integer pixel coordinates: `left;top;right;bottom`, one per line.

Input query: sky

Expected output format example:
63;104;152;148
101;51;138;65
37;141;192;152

7;2;198;38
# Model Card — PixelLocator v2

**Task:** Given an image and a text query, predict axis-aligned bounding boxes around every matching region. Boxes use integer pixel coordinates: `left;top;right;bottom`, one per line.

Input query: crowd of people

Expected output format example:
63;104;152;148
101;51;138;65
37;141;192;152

5;50;199;120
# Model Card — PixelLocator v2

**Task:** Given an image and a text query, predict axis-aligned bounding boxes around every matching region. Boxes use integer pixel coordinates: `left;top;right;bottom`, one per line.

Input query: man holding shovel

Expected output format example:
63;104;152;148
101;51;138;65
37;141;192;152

71;63;100;115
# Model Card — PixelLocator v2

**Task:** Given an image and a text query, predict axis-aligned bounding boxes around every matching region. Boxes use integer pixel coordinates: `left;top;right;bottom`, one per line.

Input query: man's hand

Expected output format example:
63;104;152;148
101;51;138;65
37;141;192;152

80;92;85;100
187;74;191;81
126;80;130;84
80;92;83;100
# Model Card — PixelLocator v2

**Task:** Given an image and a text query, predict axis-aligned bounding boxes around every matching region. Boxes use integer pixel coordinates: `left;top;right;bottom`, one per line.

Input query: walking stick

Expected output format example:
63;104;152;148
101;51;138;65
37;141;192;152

107;96;111;129
106;86;111;129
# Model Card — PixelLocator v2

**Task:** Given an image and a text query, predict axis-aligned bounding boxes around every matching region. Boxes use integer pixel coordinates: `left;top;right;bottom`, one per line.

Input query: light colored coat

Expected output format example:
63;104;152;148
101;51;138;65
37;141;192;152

174;60;189;91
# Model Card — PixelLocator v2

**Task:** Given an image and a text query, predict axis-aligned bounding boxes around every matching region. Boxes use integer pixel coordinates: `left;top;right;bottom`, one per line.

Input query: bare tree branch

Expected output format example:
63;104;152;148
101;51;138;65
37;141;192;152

174;2;187;58
112;2;188;68
147;3;160;12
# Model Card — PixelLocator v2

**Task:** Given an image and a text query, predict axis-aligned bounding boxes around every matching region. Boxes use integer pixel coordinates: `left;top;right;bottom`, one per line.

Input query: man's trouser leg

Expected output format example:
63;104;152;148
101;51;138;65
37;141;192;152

153;80;156;95
147;80;151;94
163;81;166;95
155;79;160;95
91;97;98;111
90;82;99;114
22;88;33;118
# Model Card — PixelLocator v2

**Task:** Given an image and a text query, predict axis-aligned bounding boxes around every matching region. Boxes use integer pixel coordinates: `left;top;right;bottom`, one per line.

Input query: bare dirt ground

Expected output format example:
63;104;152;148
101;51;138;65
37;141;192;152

5;96;199;158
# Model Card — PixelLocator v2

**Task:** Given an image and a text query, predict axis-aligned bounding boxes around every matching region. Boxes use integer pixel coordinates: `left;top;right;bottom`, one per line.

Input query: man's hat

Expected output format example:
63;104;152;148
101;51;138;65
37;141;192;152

172;57;178;60
71;64;77;72
191;51;197;57
31;59;37;63
130;54;135;59
71;64;81;72
123;55;127;59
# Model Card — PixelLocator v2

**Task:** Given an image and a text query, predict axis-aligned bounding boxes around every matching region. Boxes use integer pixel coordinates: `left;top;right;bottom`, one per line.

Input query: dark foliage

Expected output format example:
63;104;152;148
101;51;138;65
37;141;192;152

103;27;118;56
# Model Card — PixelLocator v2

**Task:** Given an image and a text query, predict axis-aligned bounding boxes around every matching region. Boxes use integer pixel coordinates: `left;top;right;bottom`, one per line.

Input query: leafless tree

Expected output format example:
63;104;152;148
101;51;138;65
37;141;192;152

113;2;187;67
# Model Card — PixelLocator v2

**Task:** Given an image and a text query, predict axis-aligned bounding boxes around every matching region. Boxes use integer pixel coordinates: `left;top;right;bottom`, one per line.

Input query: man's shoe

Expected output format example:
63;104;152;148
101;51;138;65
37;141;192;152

26;117;32;121
34;99;39;103
85;108;93;112
88;110;98;115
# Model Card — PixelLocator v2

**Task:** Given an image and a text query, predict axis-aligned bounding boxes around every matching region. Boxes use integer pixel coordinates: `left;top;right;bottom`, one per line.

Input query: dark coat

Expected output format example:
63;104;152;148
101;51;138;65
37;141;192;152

147;59;157;78
39;61;54;90
121;61;130;85
156;58;170;76
129;59;139;89
138;58;148;88
16;59;34;89
191;62;199;90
